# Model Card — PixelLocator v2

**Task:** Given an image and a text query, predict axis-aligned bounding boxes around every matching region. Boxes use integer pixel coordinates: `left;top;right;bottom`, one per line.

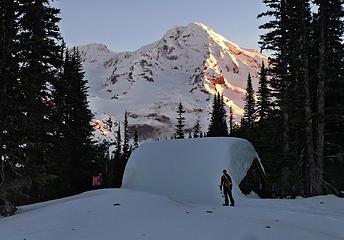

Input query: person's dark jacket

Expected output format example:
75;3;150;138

220;173;233;190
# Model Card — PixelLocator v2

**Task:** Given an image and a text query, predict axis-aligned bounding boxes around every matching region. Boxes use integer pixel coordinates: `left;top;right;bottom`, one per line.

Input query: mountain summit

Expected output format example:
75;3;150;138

77;22;267;140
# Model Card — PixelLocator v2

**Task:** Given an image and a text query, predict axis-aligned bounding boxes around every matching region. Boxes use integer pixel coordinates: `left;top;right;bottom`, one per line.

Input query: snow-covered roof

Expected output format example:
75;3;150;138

122;137;263;204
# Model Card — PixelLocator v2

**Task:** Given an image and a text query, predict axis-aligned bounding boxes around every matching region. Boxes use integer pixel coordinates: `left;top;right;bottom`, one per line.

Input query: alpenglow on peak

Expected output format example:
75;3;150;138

77;22;267;140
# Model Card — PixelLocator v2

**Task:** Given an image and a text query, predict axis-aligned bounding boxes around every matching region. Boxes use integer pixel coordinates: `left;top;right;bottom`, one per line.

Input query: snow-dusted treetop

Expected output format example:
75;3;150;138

122;137;263;204
77;22;268;141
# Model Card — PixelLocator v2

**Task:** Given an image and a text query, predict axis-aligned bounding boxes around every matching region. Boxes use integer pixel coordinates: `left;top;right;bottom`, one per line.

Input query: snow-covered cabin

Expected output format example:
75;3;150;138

122;137;265;204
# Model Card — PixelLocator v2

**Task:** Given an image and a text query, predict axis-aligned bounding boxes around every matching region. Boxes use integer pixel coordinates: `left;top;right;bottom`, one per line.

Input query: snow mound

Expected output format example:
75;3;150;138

122;137;262;204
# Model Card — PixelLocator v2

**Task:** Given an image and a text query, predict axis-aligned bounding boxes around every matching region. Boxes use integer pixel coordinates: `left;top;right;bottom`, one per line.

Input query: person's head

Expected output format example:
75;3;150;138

98;173;102;176
223;169;227;174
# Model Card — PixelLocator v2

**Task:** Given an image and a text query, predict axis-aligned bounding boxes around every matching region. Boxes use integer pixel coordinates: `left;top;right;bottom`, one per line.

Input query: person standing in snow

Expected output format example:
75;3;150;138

220;169;235;206
92;173;104;189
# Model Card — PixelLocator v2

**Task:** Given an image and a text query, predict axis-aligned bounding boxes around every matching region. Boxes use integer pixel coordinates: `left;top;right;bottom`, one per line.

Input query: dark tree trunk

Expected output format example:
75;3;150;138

280;0;290;155
300;1;322;196
314;1;325;195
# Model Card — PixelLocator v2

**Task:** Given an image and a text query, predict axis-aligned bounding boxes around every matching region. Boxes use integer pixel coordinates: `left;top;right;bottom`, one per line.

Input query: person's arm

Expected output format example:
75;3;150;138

227;174;233;186
220;176;224;190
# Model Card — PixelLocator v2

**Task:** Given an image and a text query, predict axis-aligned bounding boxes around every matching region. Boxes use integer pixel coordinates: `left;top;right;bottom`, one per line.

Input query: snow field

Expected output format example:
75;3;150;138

0;189;343;240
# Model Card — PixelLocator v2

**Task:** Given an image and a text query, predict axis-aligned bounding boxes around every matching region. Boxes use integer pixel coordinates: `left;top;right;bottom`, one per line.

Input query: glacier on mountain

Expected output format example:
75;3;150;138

77;22;267;140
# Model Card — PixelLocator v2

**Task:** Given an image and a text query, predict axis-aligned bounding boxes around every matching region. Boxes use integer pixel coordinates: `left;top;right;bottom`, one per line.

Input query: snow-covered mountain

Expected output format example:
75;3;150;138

77;22;267;140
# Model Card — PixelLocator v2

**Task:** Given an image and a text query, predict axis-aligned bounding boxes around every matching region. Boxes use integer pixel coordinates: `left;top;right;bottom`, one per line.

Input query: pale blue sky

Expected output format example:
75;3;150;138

55;0;265;52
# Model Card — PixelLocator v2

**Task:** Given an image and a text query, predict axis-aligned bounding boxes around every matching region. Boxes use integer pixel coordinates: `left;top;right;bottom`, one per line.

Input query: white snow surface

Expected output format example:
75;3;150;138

1;189;343;240
123;137;261;204
77;22;268;141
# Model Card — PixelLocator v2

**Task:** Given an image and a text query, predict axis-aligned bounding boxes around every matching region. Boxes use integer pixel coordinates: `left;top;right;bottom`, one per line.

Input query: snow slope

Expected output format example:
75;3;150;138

123;137;262;204
1;189;343;240
77;23;268;141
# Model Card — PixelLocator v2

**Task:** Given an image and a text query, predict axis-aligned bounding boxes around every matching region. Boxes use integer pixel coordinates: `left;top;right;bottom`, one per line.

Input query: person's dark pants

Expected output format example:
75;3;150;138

224;186;235;206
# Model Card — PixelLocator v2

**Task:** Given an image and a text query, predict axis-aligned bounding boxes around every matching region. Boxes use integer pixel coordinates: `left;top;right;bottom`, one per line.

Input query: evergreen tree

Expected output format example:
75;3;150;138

122;111;130;161
113;113;132;188
256;0;341;196
256;62;271;121
207;94;218;136
17;0;64;201
298;0;318;196
258;0;290;159
275;0;317;196
112;123;122;187
229;106;234;136
0;0;21;169
257;0;300;197
49;48;73;197
114;123;122;161
0;0;27;216
57;48;95;195
193;119;201;138
243;74;256;127
207;93;228;136
313;0;344;192
219;94;229;135
133;129;139;150
175;102;185;139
